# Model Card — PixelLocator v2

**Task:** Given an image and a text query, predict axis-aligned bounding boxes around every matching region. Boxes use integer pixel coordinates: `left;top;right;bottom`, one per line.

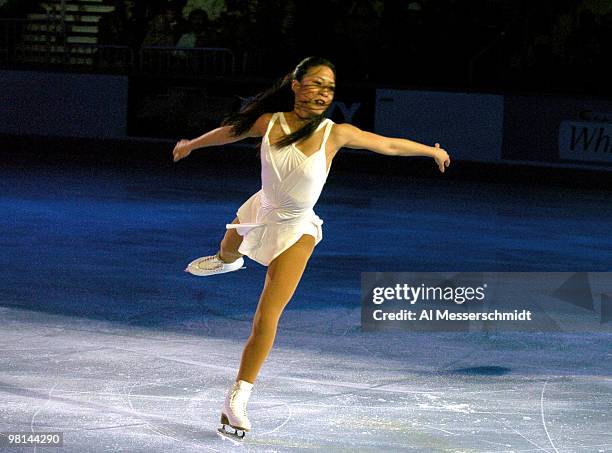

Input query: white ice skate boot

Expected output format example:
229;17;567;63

185;252;244;276
218;380;253;441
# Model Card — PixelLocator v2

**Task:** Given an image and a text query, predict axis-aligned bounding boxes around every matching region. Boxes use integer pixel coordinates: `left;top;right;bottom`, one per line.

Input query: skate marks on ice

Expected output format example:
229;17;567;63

7;373;612;452
0;377;224;452
1;308;611;452
247;374;612;452
233;315;611;451
237;312;611;452
540;379;560;453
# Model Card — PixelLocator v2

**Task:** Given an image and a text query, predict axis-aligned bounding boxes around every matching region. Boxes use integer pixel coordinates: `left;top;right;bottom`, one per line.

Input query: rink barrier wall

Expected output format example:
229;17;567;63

1;69;611;175
1;132;611;190
374;88;612;173
0;70;128;139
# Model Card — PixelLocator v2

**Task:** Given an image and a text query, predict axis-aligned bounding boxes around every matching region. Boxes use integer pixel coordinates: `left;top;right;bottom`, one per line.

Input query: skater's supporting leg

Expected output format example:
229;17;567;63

219;217;244;263
236;234;316;384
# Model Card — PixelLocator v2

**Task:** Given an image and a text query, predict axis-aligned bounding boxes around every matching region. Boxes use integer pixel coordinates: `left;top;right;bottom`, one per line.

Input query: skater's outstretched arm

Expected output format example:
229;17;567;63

333;123;451;173
172;113;272;162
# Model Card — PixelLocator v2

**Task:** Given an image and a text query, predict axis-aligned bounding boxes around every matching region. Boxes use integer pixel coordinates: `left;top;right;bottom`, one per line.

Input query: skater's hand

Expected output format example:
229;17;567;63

432;143;450;173
172;139;192;162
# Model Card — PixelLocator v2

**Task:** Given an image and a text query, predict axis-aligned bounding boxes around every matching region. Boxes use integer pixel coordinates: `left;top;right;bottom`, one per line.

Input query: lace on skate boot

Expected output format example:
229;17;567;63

185;252;245;277
194;254;223;271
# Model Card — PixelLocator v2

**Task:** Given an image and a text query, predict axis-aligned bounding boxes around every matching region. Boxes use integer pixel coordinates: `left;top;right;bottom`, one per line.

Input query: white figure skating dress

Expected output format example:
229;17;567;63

226;112;334;266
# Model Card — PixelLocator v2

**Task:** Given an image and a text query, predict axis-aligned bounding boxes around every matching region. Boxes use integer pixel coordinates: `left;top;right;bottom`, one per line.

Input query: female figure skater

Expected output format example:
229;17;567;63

172;56;450;439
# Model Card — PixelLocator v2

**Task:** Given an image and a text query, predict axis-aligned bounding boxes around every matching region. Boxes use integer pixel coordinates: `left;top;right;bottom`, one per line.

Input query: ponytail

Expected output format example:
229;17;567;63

222;56;335;147
221;73;293;137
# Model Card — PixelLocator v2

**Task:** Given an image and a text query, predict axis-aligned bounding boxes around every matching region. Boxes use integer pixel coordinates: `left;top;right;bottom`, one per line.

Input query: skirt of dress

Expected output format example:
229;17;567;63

226;190;322;266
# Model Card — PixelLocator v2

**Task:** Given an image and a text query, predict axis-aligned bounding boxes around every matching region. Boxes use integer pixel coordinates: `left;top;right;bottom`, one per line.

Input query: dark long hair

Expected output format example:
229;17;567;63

222;56;336;147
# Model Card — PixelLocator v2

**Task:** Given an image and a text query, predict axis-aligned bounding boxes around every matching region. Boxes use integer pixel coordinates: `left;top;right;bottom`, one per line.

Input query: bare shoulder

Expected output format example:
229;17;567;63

330;122;390;152
252;113;274;136
332;122;359;136
329;122;362;148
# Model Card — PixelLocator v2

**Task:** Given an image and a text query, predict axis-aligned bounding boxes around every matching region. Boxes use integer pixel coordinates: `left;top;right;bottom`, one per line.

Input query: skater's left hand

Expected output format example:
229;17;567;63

432;143;451;173
172;139;193;162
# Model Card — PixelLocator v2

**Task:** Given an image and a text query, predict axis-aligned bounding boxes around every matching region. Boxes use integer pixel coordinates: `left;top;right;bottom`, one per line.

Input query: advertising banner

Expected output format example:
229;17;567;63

558;120;612;164
503;95;612;171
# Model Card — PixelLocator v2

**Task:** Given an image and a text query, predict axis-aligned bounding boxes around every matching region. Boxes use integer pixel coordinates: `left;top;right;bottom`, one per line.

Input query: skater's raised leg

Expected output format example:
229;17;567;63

218;217;244;263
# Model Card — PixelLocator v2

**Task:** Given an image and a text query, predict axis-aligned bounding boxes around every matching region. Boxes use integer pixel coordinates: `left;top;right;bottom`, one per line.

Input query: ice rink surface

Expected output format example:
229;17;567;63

1;158;611;452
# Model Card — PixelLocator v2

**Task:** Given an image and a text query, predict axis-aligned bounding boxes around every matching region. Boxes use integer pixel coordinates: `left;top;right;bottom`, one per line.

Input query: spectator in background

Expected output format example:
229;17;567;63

215;0;289;74
599;12;612;85
278;0;298;55
565;8;603;92
293;0;341;63
548;1;575;64
252;0;297;74
95;0;139;71
212;1;259;72
600;12;612;58
142;4;179;47
521;2;584;93
182;0;226;22
98;0;139;47
334;0;381;80
496;11;528;88
379;0;426;84
566;9;601;67
176;8;209;48
173;7;209;70
424;0;469;87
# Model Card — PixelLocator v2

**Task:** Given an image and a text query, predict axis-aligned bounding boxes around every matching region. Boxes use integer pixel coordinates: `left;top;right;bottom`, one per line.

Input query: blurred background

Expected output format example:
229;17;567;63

2;0;612;185
3;0;611;92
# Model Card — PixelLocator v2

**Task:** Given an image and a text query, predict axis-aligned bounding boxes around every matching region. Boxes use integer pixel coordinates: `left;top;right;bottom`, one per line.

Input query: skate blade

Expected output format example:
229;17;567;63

217;425;246;445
